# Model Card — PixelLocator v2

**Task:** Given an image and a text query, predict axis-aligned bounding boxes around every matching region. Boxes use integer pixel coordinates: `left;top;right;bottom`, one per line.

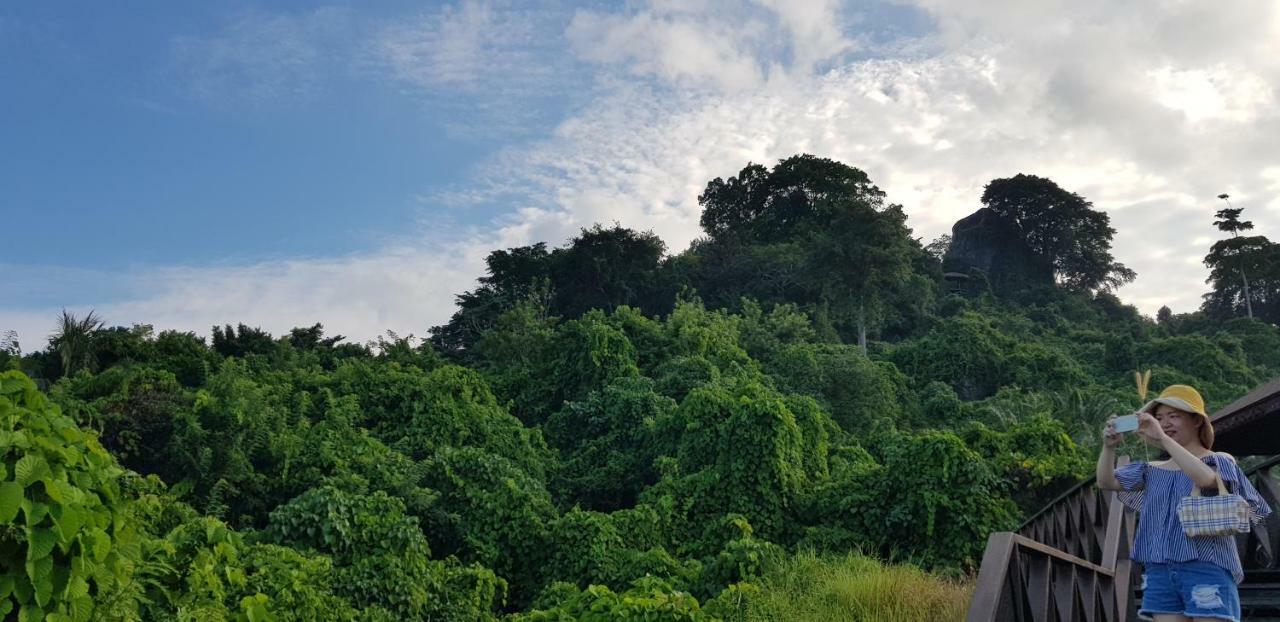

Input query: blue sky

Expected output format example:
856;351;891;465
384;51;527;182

2;2;557;271
3;1;1279;348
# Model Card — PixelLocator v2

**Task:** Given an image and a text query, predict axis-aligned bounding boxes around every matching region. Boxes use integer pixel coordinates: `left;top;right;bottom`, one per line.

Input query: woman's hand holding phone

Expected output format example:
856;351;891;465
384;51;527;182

1103;416;1124;448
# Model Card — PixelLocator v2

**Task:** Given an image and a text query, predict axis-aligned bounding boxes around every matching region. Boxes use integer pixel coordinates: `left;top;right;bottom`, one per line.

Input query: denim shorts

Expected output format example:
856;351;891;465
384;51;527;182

1140;561;1240;621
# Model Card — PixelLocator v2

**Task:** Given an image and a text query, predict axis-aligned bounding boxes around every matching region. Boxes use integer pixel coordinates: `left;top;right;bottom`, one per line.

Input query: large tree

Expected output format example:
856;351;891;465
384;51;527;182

692;154;933;349
548;224;669;318
1212;196;1256;318
431;243;553;354
1203;235;1280;324
51;309;104;377
980;174;1135;292
432;226;672;356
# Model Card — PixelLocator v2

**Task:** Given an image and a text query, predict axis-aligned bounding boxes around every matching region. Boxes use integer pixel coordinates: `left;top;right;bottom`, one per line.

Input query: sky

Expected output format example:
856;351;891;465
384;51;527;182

3;0;1279;350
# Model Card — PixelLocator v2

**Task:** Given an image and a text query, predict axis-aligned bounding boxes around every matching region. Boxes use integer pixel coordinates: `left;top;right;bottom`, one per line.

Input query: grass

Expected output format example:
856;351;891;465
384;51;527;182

732;551;973;621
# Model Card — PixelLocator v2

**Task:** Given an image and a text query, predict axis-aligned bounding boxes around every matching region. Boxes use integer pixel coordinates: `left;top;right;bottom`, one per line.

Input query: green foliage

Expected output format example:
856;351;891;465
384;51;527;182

51;309;105;378
889;312;1012;400
915;381;962;428
735;551;971;621
0;370;142;621
734;300;817;361
1203;234;1280;323
421;447;556;606
959;416;1090;513
691;155;935;342
153;330;215;387
49;366;190;479
14;154;1280;619
1136;335;1258;407
981;174;1134;292
515;576;719;622
552;312;643;407
160;515;361;621
265;486;504;619
646;378;815;554
541;509;700;596
1212;318;1280;373
545;377;673;511
332;360;548;477
211;324;278;359
765;343;905;433
803;430;1018;570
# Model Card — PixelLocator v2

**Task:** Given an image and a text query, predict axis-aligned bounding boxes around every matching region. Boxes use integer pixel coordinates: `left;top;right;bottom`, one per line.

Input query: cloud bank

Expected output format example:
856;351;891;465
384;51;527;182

6;0;1280;349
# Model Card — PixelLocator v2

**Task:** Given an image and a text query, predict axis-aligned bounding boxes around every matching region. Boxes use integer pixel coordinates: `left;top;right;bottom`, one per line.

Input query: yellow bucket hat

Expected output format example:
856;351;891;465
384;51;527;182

1142;384;1214;448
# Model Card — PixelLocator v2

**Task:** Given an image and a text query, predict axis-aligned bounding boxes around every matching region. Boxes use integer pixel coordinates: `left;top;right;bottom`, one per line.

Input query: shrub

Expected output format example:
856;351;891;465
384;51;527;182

0;371;146;621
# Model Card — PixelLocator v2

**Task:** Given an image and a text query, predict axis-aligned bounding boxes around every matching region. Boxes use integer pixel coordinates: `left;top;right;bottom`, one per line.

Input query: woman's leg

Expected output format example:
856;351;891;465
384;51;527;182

1151;615;1191;622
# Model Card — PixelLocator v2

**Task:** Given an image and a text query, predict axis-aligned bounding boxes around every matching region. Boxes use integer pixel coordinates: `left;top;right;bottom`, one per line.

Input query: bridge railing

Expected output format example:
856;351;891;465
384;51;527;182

967;532;1131;622
1235;454;1280;571
968;454;1278;622
1016;457;1134;568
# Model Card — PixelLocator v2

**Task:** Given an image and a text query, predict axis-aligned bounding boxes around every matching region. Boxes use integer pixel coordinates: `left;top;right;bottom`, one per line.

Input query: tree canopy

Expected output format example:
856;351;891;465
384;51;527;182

980;174;1135;292
4;154;1275;620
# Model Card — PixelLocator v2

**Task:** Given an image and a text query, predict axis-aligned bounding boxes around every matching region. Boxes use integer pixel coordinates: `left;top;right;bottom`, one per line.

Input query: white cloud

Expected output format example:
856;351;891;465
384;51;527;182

378;1;543;90
2;241;494;348
10;0;1280;345
566;0;863;92
171;7;355;103
373;0;586;136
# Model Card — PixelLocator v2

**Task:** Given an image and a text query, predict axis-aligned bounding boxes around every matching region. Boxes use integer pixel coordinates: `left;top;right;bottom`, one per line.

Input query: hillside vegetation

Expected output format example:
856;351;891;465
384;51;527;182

3;155;1277;620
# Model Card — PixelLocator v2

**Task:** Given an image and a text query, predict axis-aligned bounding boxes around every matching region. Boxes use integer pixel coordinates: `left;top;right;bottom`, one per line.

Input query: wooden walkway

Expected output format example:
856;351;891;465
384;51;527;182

968;379;1280;621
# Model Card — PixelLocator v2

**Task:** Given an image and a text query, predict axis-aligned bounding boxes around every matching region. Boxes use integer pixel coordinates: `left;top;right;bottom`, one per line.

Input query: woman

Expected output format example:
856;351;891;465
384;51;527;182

1096;384;1271;622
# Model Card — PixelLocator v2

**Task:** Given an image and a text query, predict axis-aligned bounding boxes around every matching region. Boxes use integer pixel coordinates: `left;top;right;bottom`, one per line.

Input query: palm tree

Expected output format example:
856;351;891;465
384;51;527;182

51;309;103;377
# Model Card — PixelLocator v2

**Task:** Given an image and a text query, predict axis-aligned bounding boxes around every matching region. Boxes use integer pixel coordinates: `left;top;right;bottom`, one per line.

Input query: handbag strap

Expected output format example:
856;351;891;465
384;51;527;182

1189;454;1229;497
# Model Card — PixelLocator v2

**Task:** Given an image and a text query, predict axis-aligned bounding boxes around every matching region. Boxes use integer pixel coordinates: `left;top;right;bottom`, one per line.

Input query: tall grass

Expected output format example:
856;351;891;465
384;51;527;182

734;551;972;621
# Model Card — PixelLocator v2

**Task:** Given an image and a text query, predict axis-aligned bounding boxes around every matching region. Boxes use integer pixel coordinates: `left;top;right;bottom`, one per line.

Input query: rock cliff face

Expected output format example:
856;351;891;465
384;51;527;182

942;208;1053;293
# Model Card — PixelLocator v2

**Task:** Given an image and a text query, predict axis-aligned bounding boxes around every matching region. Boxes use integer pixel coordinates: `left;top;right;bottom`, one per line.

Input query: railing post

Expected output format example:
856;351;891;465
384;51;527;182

968;532;1018;622
1101;455;1133;620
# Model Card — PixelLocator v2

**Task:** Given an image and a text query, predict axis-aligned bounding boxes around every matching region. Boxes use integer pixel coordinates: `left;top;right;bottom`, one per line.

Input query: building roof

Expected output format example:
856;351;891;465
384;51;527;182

1210;376;1280;456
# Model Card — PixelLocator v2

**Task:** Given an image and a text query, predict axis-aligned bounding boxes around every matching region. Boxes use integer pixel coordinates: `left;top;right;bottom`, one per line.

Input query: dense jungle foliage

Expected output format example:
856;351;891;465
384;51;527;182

4;155;1279;620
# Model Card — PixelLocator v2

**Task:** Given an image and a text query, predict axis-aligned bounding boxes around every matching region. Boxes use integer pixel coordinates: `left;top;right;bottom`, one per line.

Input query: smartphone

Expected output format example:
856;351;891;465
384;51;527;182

1113;414;1139;433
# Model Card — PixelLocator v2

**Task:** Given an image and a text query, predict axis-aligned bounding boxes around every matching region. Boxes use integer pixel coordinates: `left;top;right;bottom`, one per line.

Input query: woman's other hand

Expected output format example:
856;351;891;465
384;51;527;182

1103;416;1122;448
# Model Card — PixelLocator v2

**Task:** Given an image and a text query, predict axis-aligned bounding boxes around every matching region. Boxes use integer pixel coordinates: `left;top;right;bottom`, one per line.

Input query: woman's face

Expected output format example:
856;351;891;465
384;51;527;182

1152;404;1201;447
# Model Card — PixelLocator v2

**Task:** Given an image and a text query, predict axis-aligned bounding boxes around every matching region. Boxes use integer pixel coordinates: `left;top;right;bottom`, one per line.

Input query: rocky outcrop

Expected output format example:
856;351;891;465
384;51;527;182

942;208;1053;294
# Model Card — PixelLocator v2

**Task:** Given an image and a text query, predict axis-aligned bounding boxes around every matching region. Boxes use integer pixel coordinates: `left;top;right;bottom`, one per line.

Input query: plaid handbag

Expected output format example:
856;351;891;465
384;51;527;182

1176;472;1252;537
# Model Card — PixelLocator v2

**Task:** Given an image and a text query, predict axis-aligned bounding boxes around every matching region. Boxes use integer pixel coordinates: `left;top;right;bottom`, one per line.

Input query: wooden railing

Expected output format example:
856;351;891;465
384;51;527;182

968;455;1279;622
1016;458;1134;568
967;533;1131;622
1236;455;1280;571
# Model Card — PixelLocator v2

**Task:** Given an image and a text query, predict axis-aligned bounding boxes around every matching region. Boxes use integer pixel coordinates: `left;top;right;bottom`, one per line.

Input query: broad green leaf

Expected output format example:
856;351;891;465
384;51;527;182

88;530;109;563
241;594;273;622
62;577;88;601
0;575;12;599
22;500;48;527
26;527;56;562
18;603;43;622
14;455;46;487
0;598;10;617
69;597;93;622
53;506;82;544
11;571;32;602
41;479;78;506
25;556;52;607
0;376;18;394
0;481;22;523
41;479;65;505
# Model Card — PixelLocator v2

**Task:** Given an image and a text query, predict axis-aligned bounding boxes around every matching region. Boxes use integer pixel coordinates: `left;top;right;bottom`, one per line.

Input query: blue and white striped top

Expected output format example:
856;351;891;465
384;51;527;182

1115;453;1272;584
